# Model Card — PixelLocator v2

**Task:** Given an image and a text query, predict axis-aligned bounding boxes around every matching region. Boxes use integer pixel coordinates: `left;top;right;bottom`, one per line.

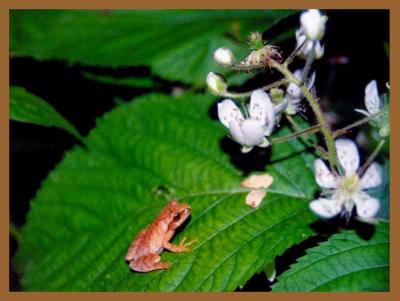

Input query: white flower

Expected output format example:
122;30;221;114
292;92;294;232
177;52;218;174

214;47;235;66
300;9;326;41
296;30;324;60
355;80;390;137
218;89;275;153
284;68;316;115
310;139;382;221
355;80;381;116
206;72;227;95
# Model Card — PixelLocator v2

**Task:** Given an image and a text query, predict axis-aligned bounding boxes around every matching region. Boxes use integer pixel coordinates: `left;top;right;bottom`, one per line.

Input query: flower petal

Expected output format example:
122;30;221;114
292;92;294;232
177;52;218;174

245;189;266;208
309;198;341;218
293;69;303;80
240;119;265;146
365;80;380;115
354;192;380;218
314;158;338;189
241;173;274;189
307;71;316;90
258;137;270;148
300;9;326;41
217;99;244;128
241;146;253;153
229;120;246;145
286;83;302;99
360;163;382;189
335;138;360;175
354;108;371;117
249;89;275;135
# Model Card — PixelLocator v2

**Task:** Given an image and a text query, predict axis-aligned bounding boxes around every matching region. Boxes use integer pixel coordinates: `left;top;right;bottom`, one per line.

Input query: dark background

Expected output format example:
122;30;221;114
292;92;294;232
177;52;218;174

10;10;389;291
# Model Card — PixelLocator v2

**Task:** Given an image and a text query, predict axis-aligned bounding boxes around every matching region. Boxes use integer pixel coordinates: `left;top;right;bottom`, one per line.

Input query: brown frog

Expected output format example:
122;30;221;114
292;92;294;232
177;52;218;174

125;200;196;272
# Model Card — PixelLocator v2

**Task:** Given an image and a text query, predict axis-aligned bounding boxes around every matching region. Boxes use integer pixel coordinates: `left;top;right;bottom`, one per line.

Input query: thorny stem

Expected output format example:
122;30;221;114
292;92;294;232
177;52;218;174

358;139;386;177
270;59;339;171
301;42;315;84
223;79;287;99
333;109;388;138
284;39;307;67
285;115;329;159
271;124;321;145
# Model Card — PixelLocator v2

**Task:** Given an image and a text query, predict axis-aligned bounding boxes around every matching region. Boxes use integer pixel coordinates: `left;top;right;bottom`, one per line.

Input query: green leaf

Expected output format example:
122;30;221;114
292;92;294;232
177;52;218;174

272;222;389;292
10;10;295;86
82;72;158;88
14;92;319;291
10;86;83;141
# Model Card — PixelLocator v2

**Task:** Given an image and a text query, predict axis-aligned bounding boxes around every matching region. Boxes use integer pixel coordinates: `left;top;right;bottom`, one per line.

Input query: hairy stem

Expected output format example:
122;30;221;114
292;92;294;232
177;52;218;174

284;39;307;67
301;42;315;84
271;124;321;145
358;139;386;177
223;79;287;99
270;60;339;171
285;115;329;159
333;109;387;138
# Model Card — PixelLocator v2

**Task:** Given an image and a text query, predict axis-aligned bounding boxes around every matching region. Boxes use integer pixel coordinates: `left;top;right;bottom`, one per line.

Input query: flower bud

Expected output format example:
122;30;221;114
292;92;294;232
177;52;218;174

214;47;235;66
296;30;324;60
300;9;326;41
247;31;265;50
206;72;227;95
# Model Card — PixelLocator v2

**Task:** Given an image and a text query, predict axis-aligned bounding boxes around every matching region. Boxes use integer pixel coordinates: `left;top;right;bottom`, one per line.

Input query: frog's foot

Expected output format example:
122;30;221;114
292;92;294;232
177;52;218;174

129;254;171;272
164;237;197;252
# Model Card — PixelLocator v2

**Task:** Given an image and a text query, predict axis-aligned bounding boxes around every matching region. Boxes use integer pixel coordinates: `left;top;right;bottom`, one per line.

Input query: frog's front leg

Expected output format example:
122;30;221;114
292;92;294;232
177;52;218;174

129;254;171;272
163;230;196;252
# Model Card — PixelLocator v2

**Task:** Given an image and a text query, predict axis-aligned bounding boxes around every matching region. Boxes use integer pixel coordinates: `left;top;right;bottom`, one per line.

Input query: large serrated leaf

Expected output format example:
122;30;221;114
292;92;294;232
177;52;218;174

272;222;389;292
10;86;82;141
10;10;295;86
14;93;319;291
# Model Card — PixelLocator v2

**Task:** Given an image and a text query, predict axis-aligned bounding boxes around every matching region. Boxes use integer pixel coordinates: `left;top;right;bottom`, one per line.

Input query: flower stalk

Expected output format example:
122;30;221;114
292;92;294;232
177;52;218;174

270;59;339;171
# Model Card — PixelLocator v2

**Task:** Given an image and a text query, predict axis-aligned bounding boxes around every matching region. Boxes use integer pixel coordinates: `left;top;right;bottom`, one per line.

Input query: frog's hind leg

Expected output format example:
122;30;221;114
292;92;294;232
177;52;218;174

129;254;171;272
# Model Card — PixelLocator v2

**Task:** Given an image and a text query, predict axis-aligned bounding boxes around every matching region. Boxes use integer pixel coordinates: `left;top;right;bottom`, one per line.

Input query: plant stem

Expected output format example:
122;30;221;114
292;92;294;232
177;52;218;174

358;139;386;177
333;109;387;138
301;43;315;84
270;60;339;171
271;124;321;145
284;39;307;67
285;115;329;159
224;79;287;99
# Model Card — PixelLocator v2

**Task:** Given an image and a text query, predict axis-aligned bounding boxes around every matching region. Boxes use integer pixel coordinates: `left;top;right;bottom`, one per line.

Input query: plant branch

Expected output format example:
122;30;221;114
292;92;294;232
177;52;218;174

223;79;287;99
271;123;321;145
333;109;387;138
358;139;386;177
270;59;339;171
284;39;306;67
285;115;329;159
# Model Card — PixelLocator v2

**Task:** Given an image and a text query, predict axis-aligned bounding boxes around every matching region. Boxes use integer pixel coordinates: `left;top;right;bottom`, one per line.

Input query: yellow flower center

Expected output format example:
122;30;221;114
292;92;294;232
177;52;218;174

338;174;360;199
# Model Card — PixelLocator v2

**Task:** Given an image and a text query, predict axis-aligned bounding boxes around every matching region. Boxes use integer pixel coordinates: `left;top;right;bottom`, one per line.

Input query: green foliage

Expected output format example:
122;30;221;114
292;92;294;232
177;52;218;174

10;10;294;86
10;86;82;141
82;72;158;88
14;93;320;291
272;222;389;292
